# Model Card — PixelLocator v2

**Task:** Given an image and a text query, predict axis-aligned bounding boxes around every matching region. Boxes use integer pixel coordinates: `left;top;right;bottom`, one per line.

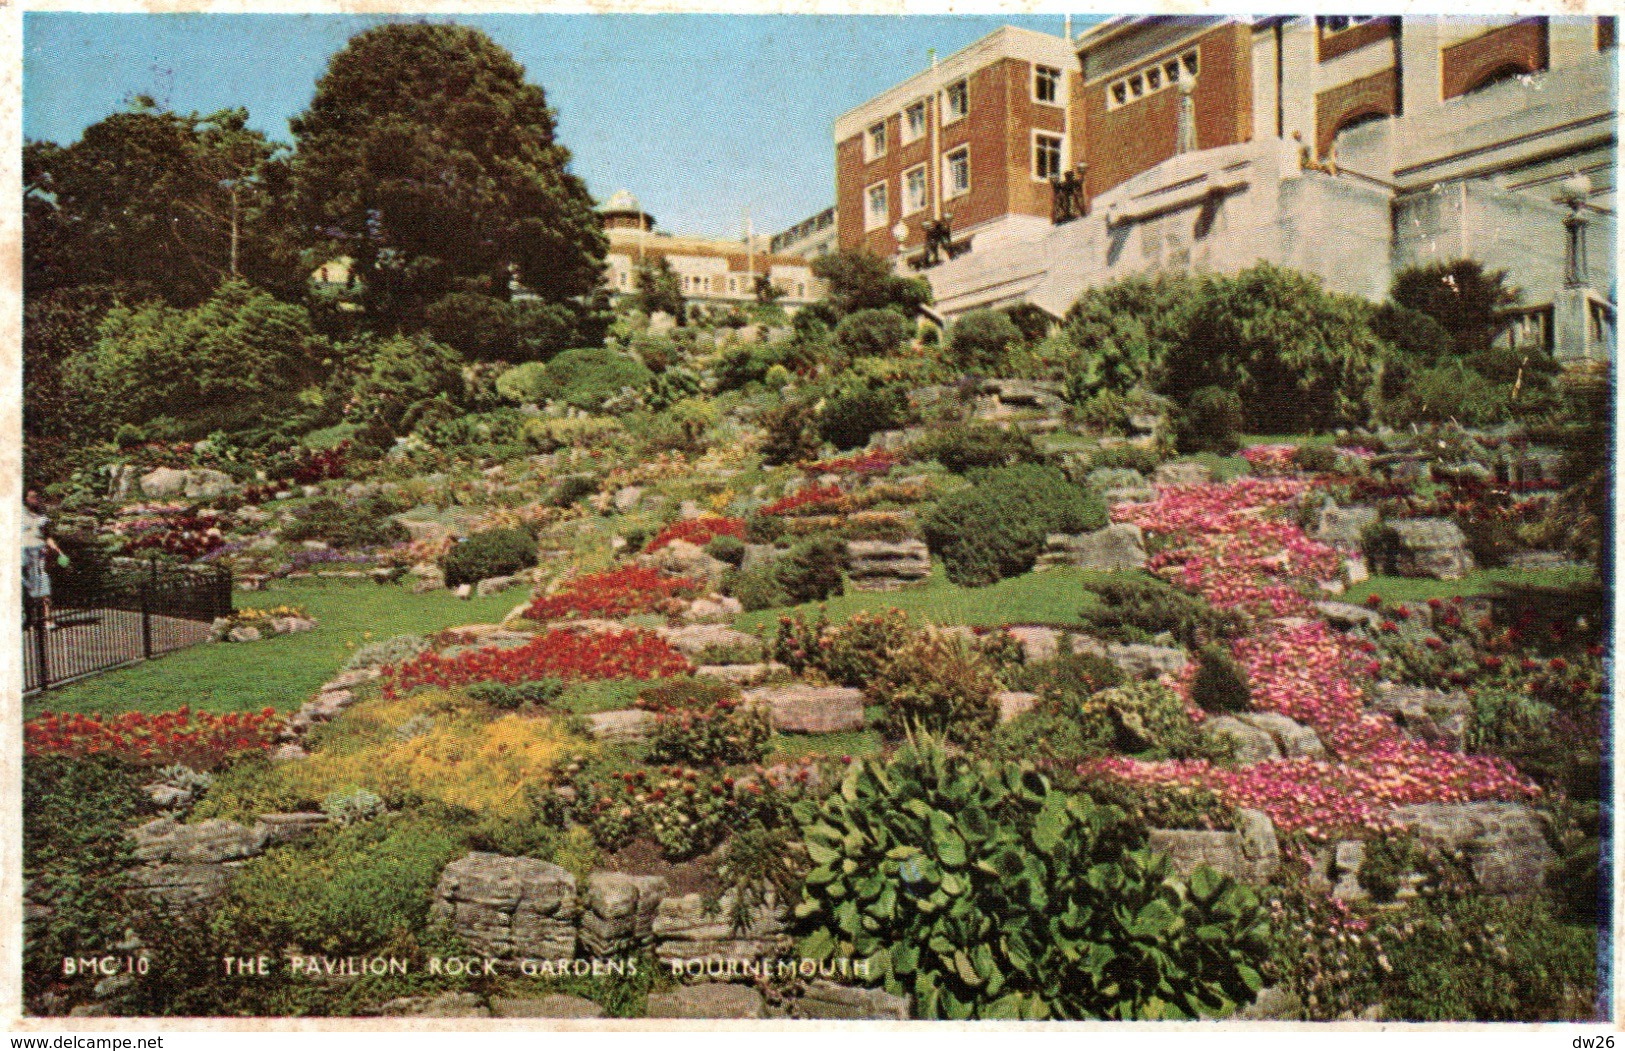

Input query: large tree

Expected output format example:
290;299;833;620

290;23;606;325
24;100;305;306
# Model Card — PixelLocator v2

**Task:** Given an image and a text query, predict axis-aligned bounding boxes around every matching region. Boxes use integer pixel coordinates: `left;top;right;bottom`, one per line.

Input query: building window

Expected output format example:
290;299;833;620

903;164;929;215
1106;49;1198;111
864;181;889;231
1033;132;1064;181
945;79;968;123
944;147;970;199
1319;15;1375;35
903;100;928;143
1034;64;1062;105
865;121;887;161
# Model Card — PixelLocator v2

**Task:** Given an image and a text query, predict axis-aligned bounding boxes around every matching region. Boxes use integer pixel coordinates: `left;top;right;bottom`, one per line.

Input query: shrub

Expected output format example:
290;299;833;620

1072;770;1237;832
441;526;537;587
1079;576;1244;649
1005;649;1124;699
552;473;600;507
1293;444;1339;473
704;534;747;568
637;679;771;767
833;308;911;359
821;608;914;687
775;536;847;604
922;464;1106;586
532;347;653;411
465;678;564;711
321;787;387;826
281;496;410;548
1177;386;1243;456
1079;681;1212;759
216;813;467;957
759;401;822;467
946;309;1023;374
791;734;1270;1019
813;250;932;317
870;628;1000;746
818;382;908;451
1190;644;1251;714
1060;272;1208;397
1385;361;1512;427
916;423;1040;474
1087;444;1162;475
724;563;790;612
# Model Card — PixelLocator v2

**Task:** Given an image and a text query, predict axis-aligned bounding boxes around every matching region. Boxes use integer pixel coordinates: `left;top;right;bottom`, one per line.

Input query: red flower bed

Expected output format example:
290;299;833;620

524;566;705;621
803;451;896;476
381;627;691;697
761;484;845;517
25;706;280;769
644;517;745;554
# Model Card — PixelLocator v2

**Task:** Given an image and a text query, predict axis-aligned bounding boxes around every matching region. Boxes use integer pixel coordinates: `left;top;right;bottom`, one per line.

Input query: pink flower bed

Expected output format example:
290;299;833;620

1092;478;1537;840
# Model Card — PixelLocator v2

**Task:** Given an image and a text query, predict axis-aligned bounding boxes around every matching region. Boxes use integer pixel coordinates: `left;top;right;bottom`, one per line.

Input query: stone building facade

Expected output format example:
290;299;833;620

836;16;1616;362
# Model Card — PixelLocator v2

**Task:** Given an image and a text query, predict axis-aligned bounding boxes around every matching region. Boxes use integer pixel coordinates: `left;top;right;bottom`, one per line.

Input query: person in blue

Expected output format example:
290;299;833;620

23;490;65;631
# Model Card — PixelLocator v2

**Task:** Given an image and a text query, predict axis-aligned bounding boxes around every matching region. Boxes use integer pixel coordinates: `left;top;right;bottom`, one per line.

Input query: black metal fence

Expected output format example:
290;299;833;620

23;561;233;694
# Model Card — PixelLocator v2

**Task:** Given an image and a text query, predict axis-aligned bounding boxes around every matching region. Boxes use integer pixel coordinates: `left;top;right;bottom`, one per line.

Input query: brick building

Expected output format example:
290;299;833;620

840;16;1615;362
599;190;821;309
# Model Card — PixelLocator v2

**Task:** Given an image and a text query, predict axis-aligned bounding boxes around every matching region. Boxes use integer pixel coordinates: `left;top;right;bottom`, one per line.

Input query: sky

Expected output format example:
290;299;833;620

23;12;1095;240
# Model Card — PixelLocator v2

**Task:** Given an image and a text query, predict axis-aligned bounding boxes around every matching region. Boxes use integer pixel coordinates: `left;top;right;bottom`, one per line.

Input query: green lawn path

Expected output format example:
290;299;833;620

27;578;528;719
1355;566;1595;605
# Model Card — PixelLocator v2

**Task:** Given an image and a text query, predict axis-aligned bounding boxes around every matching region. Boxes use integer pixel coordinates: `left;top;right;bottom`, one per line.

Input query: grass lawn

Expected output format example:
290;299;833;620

767;728;884;764
1354;566;1596;605
733;565;1127;634
27;578;528;719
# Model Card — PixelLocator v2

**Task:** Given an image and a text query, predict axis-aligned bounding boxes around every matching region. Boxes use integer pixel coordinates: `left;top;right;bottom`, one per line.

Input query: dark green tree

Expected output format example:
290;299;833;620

1390;260;1519;355
290;23;606;324
634;255;686;320
811;249;931;318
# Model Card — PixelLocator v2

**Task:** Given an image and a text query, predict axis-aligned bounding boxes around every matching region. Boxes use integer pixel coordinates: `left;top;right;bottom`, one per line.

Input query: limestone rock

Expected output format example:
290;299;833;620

640;539;727;583
652;891;789;964
1389;802;1553;895
1035;523;1147;573
1332;840;1367;901
431;853;578;962
743;684;866;734
254;812;329;846
132;818;267;865
796;981;911;1020
489;994;604;1019
379;992;488;1017
140;467;238;501
579;872;668;958
1390;519;1474;580
587;709;654;743
1148;809;1278;884
227;626;262;643
695;663;773;686
1315;600;1384;631
683;595;744;623
321;668;380;693
410;563;446;593
1152;461;1211;487
996;691;1038;723
453;583;473;600
613;486;644;512
1103;486;1158;506
475;574;520;597
126;863;233;909
656;624;760;659
1236;711;1326;760
143;783;193;809
1369;682;1472;752
846;539;931;591
646;983;766;1020
1313;502;1380;550
1105;642;1189;680
1204;716;1281;765
1004;625;1063;663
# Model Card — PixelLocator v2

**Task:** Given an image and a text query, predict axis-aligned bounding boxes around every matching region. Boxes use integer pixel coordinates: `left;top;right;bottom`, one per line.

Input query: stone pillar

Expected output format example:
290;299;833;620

1556;173;1592;289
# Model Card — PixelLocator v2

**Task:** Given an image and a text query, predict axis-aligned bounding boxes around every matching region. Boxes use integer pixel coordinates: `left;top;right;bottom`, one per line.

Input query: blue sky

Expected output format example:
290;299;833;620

24;12;1093;239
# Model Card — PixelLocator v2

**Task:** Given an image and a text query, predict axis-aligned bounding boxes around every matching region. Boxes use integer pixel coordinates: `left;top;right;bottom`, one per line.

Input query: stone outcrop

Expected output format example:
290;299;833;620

639;539;728;584
126;863;235;910
578;872;668;958
1152;461;1212;487
845;539;931;591
1313;502;1380;550
743;684;866;734
431;853;579;963
1388;802;1553;895
254;812;330;846
682;595;745;623
1035;524;1147;573
694;663;773;686
132;818;268;865
140;467;238;501
1147;808;1279;884
652;891;789;965
794;981;911;1020
1389;519;1474;580
1369;682;1472;752
586;710;654;743
1203;712;1324;764
285;689;359;736
995;691;1038;723
655;624;761;659
646;983;766;1020
475;574;521;597
1105;642;1189;679
1203;716;1279;765
1315;600;1385;631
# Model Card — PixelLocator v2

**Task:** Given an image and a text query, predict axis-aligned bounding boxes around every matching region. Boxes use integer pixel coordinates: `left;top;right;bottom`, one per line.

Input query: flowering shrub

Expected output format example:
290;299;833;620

761;484;846;517
523;565;704;621
381;627;690;697
108;508;226;560
870;627;1001;746
25;706;280;769
637;678;771;767
803;451;897;476
575;765;759;860
643;516;745;553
